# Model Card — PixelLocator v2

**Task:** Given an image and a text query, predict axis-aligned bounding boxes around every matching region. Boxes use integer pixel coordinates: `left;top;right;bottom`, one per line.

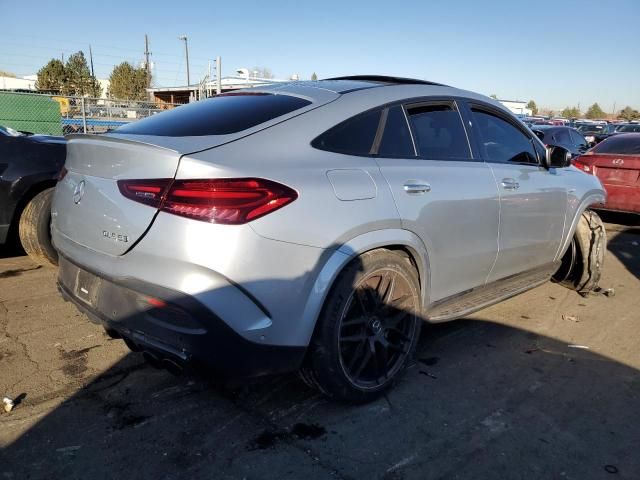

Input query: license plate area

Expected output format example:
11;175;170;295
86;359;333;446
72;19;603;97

75;269;101;306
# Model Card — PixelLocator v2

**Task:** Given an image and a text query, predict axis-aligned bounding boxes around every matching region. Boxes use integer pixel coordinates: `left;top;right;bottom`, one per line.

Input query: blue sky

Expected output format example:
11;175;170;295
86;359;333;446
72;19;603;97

1;0;639;111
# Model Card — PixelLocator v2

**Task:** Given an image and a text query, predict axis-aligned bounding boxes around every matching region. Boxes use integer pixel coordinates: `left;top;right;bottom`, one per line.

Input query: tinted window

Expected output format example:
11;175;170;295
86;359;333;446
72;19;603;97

554;128;571;145
312;109;381;155
407;104;470;159
617;124;640;133
377;106;414;157
592;135;640;155
471;109;537;164
115;93;311;137
570;129;587;147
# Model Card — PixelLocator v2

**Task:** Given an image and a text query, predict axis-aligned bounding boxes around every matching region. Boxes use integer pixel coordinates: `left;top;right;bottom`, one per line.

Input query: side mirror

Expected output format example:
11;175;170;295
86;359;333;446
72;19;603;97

533;130;545;141
545;145;572;168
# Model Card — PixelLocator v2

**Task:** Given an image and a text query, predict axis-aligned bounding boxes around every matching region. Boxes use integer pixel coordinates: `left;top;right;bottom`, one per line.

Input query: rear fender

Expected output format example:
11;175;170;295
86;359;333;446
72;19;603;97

299;229;431;345
555;190;607;260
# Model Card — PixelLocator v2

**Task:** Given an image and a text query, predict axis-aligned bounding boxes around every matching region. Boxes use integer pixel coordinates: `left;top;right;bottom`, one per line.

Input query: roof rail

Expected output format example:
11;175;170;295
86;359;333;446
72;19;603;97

323;75;446;86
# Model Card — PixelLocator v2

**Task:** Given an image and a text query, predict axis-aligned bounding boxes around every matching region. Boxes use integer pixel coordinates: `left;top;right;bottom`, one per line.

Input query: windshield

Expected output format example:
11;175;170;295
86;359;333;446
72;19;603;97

578;124;605;133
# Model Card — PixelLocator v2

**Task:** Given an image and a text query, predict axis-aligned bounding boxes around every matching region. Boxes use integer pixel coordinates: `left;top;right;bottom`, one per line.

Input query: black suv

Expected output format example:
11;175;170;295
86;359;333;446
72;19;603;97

530;125;589;159
0;126;65;265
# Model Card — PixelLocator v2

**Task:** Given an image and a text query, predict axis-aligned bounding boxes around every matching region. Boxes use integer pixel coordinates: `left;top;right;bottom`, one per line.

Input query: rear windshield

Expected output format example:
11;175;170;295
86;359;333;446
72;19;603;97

592;135;640;155
115;93;311;137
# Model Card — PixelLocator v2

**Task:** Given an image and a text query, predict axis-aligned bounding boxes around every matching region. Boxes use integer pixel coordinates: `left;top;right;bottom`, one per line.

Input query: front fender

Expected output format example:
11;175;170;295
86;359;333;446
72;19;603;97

298;229;431;346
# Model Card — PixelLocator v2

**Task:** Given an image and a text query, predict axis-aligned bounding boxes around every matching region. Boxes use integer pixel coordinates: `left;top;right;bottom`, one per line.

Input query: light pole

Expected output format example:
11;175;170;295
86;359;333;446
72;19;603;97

178;35;190;88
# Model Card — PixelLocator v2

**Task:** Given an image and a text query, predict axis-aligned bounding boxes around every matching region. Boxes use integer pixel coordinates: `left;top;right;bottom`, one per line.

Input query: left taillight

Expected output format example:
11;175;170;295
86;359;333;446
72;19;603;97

117;178;298;225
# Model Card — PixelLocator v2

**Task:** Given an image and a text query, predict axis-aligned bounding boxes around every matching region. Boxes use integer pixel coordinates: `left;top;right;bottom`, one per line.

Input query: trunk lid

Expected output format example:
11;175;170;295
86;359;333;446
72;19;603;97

53;135;181;256
586;153;640;186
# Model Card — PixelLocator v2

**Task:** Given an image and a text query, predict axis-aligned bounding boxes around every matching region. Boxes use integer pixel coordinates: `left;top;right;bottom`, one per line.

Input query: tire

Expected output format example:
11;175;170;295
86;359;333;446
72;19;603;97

553;209;606;294
300;249;422;403
18;188;58;267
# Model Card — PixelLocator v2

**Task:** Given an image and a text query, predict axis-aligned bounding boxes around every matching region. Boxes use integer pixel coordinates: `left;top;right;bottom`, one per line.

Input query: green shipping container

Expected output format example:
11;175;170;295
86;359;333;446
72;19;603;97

0;92;63;135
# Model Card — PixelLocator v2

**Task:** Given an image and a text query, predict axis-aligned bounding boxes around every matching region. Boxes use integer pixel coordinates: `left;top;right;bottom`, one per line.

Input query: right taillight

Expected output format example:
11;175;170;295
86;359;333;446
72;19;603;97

117;178;297;225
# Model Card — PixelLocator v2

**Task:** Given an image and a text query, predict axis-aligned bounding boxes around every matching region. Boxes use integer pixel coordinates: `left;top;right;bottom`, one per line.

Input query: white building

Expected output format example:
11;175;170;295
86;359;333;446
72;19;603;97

498;99;532;116
0;75;36;91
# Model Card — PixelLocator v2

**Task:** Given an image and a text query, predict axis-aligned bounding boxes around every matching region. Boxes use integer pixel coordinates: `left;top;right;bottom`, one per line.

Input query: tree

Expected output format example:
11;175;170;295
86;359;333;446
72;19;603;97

0;70;16;78
63;51;101;97
35;59;66;93
561;106;581;118
618;106;640;121
108;62;148;101
585;103;606;119
489;94;498;99
526;100;538;115
311;72;318;81
252;67;274;79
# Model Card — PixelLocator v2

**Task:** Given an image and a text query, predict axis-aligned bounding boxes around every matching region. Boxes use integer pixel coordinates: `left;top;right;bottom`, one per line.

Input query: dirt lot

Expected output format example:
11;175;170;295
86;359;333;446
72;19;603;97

1;213;639;480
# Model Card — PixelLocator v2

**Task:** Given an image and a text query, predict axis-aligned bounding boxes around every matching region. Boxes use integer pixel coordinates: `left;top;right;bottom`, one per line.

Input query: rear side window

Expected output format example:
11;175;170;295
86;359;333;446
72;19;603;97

377;106;415;157
312;109;381;155
407;104;470;160
570;129;587;147
554;129;571;144
115;93;311;137
471;109;537;164
592;135;640;155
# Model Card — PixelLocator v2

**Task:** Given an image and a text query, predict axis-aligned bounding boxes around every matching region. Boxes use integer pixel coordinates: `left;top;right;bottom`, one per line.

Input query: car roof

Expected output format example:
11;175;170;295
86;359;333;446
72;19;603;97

251;77;506;113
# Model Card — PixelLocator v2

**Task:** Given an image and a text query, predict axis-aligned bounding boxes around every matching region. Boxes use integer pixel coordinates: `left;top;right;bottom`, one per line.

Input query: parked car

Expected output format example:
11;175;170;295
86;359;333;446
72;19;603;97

573;133;640;213
52;76;607;402
0;126;65;266
615;123;640;134
531;125;589;159
577;123;618;146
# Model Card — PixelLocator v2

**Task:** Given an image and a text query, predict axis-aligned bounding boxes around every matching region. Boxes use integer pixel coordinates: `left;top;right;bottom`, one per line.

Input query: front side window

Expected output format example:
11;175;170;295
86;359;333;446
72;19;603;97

406;103;470;160
312;109;381;155
471;109;538;164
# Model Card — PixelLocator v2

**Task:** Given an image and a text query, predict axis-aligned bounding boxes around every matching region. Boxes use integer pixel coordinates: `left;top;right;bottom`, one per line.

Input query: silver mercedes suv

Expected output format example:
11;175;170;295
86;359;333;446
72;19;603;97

52;76;606;402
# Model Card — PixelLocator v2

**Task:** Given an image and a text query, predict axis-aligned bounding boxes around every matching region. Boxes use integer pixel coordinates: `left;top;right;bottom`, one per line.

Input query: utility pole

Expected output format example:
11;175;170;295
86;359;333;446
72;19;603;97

61;52;64;63
216;56;222;95
144;34;152;88
178;35;190;88
89;45;95;77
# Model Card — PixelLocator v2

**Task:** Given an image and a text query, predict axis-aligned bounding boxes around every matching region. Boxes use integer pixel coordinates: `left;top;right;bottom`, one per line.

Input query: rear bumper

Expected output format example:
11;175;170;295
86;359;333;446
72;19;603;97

57;255;306;378
600;184;640;214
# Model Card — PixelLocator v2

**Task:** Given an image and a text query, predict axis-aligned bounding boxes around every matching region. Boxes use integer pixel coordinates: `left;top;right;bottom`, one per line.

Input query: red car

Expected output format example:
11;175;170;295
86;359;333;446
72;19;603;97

573;133;640;213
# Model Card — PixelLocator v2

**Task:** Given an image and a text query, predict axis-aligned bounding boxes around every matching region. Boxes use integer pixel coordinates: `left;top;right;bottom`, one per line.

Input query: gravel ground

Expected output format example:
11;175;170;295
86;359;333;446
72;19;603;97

1;214;639;480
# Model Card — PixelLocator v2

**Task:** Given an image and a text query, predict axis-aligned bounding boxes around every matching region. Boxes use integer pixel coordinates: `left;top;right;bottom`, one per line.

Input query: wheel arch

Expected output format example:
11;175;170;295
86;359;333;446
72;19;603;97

555;190;606;261
299;229;431;346
8;179;57;235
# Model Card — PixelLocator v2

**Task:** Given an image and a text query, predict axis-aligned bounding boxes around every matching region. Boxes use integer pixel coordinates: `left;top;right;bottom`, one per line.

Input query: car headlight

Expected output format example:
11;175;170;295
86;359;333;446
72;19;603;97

585;136;595;142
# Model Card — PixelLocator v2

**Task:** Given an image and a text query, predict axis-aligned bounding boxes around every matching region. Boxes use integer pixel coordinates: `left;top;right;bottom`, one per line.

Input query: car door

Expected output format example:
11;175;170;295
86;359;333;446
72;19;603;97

375;100;500;302
465;104;567;282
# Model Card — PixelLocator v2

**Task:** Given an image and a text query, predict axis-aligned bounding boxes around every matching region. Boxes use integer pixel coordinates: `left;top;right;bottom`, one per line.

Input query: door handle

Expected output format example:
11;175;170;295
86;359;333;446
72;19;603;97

403;182;431;194
501;178;520;190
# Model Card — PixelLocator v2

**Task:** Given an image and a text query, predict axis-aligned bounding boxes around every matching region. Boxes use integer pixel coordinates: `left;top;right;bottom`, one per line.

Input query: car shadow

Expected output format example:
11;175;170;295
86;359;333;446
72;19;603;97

598;211;640;281
1;247;639;479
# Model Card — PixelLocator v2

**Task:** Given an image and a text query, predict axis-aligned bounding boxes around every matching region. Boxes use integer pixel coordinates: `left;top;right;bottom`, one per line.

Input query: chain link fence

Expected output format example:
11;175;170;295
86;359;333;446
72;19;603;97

0;91;184;136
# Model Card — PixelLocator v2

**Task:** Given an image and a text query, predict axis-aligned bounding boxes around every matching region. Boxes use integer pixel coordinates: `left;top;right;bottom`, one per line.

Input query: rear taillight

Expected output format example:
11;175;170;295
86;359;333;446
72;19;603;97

117;178;297;225
573;159;592;174
57;166;68;181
